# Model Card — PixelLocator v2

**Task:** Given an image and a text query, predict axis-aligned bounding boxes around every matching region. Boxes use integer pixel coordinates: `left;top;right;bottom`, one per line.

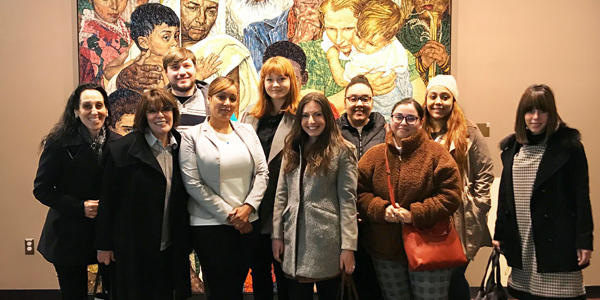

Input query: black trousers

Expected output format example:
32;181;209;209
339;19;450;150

191;223;258;300
54;264;88;300
352;232;384;300
448;263;471;300
250;233;289;300
286;276;341;300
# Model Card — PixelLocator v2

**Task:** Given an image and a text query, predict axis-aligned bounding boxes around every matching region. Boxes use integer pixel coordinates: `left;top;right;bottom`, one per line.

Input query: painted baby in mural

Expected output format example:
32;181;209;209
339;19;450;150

325;0;415;120
79;0;131;85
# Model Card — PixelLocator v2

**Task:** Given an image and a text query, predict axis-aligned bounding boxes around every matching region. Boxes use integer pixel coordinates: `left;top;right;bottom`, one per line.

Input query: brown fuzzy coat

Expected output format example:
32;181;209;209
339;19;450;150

357;129;461;263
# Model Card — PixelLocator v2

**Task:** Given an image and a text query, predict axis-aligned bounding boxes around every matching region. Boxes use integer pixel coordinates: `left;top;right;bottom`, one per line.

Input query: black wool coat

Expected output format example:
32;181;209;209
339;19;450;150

95;130;191;300
34;130;117;266
494;125;593;273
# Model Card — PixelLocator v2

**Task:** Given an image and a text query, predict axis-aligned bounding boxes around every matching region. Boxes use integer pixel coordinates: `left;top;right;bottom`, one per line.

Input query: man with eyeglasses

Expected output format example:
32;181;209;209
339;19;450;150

337;75;387;161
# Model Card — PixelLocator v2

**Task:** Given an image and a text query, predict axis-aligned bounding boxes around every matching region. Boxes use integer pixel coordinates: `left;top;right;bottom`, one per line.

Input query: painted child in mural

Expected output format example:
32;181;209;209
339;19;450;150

113;3;180;94
398;0;451;86
107;88;140;136
299;0;412;114
78;0;131;85
325;0;416;120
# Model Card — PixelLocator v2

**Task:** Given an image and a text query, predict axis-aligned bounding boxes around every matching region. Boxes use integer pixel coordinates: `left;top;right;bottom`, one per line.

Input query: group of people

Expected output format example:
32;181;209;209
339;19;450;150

35;44;593;300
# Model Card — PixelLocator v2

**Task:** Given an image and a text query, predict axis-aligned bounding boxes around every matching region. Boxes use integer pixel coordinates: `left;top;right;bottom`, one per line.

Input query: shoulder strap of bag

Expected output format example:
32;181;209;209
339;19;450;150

384;147;396;207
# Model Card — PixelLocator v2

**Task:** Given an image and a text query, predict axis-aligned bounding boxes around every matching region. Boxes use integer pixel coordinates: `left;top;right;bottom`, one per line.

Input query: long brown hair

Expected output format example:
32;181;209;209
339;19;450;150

250;57;300;118
423;94;469;176
283;93;350;175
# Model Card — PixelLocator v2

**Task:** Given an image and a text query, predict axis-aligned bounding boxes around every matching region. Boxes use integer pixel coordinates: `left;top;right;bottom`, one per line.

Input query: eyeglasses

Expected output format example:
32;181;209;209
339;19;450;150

391;114;419;124
147;106;173;115
345;95;372;103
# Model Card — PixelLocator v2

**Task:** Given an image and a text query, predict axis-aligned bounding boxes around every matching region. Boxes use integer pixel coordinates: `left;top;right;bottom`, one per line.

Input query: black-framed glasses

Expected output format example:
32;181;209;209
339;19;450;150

391;114;419;124
345;95;372;103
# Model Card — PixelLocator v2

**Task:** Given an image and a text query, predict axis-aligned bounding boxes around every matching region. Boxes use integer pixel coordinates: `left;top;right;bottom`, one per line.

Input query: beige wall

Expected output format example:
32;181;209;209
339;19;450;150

0;0;598;289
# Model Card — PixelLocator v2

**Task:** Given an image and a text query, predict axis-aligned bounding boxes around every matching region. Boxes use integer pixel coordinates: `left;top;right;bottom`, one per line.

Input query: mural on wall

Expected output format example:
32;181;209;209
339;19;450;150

77;0;451;292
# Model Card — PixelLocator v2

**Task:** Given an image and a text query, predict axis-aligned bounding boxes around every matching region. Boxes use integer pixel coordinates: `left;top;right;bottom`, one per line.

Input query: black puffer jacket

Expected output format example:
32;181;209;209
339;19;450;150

337;112;386;160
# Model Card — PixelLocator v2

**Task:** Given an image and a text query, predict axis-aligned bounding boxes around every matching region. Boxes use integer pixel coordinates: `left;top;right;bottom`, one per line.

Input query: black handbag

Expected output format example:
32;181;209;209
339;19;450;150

93;265;112;300
475;249;507;300
336;272;359;300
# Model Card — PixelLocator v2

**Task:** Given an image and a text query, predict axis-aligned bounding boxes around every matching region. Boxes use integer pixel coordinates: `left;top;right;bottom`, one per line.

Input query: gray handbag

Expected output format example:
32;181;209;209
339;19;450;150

475;249;507;300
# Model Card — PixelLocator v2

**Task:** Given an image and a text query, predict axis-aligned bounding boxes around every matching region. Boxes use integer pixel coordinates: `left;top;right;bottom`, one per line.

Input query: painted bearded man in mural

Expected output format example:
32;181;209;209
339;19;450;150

174;0;260;112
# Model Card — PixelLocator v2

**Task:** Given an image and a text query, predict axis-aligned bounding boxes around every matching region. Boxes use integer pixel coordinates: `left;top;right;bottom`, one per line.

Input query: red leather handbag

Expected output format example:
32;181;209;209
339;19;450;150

384;149;467;271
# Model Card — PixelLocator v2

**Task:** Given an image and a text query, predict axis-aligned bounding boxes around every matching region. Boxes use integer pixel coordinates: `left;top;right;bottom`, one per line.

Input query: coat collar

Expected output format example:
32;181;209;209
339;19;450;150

127;130;181;175
385;128;426;157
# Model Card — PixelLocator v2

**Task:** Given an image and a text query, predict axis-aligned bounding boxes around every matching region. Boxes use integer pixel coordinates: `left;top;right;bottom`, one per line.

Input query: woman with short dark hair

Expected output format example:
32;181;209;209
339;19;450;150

34;83;115;300
96;88;191;300
493;84;593;300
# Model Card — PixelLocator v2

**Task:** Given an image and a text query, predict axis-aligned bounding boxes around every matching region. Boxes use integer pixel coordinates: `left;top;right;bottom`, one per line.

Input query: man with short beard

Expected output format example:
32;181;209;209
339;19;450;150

163;47;210;132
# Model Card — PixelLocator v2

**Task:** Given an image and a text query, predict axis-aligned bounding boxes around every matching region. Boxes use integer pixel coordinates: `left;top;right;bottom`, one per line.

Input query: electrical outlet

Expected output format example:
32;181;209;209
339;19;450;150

25;238;34;255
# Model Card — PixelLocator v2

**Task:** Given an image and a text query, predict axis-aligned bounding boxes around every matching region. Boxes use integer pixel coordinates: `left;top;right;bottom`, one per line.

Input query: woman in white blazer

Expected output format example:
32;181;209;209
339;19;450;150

179;76;269;300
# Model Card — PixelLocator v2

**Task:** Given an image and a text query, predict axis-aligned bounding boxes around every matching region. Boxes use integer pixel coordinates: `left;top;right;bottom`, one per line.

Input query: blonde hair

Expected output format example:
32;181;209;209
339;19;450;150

356;0;403;41
250;57;300;118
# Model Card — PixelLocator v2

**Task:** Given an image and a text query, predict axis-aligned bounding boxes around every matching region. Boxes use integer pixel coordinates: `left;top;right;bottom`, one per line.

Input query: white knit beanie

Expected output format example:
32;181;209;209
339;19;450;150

427;75;459;99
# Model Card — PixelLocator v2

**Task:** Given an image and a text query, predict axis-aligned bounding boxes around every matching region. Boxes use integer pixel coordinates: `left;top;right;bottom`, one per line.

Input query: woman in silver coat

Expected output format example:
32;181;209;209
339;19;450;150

272;92;358;300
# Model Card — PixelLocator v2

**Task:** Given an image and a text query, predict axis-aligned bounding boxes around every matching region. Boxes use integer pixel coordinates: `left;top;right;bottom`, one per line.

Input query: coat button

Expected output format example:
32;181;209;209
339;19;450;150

548;238;553;242
541;189;546;193
544;214;549;219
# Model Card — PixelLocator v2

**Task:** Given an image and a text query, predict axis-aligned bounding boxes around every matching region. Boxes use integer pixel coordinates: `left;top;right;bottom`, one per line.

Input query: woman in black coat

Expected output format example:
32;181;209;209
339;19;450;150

96;88;191;300
493;84;593;300
34;83;115;300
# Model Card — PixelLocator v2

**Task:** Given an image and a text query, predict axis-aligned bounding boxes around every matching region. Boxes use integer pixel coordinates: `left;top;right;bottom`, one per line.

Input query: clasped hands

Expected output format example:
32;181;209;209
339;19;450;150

384;204;413;224
228;204;254;234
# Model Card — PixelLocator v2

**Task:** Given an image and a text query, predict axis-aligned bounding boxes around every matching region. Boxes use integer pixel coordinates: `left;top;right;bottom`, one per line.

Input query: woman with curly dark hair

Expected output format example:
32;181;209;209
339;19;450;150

34;83;115;300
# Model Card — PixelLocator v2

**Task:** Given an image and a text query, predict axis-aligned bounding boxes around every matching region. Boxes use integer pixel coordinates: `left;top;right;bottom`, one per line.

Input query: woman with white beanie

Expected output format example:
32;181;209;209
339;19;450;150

422;75;495;300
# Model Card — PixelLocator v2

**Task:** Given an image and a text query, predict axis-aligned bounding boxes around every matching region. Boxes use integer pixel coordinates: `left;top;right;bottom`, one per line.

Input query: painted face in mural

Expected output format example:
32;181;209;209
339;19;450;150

293;0;322;11
181;0;218;46
76;89;108;137
91;0;128;24
143;23;179;56
113;113;134;136
323;8;357;57
355;32;389;55
411;0;450;15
